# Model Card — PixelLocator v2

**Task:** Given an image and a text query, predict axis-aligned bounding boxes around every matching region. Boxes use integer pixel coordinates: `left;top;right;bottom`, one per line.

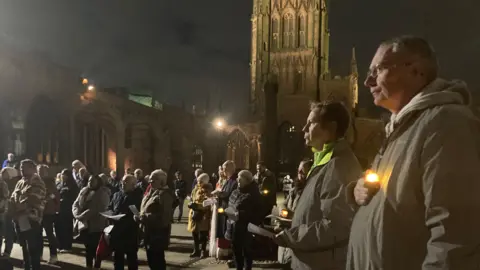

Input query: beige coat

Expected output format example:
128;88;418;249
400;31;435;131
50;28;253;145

277;139;362;270
347;79;480;270
187;183;212;232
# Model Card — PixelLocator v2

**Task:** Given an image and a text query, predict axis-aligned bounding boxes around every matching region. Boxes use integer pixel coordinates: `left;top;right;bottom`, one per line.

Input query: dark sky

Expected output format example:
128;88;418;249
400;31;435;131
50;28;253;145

0;0;478;117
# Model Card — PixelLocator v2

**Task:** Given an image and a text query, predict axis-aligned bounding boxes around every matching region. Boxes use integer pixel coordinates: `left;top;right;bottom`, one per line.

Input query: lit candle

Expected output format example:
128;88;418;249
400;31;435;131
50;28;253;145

280;209;289;218
218;207;224;213
262;189;269;195
364;170;380;195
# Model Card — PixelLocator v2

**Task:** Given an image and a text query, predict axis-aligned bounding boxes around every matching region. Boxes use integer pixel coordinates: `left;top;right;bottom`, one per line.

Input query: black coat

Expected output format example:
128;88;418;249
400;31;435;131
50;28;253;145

108;187;143;251
173;179;187;199
224;182;262;241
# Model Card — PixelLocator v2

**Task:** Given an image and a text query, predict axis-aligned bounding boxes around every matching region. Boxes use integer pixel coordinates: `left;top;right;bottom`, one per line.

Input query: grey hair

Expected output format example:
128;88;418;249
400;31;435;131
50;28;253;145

194;168;204;177
381;35;438;81
72;160;84;168
134;168;143;174
197;173;210;185
150;169;168;187
222;160;235;171
238;170;253;183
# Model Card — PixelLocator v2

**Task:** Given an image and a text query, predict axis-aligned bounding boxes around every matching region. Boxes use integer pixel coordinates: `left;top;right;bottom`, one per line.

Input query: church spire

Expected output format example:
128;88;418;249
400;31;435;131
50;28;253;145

350;46;358;76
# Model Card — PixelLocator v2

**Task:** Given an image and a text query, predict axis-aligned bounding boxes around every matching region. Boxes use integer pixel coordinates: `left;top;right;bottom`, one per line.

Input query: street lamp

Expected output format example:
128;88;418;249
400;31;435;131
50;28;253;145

214;118;225;130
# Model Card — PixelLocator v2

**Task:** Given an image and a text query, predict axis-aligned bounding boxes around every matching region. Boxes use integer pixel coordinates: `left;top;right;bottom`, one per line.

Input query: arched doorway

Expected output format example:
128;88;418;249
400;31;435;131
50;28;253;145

226;129;250;170
25;96;62;165
277;122;304;176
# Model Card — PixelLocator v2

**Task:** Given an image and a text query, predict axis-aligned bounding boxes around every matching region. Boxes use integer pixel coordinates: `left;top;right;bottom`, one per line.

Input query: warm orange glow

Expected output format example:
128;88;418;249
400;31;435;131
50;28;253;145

108;148;117;171
87;85;95;91
280;209;289;218
218;207;224;213
82;78;88;85
365;170;379;183
262;189;269;195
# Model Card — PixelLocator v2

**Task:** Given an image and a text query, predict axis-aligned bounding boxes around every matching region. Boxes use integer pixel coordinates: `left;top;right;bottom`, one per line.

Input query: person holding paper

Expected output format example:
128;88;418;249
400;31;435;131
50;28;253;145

273;101;362;270
72;175;110;269
224;170;262;270
108;174;143;270
10;159;46;270
187;173;213;258
136;169;174;270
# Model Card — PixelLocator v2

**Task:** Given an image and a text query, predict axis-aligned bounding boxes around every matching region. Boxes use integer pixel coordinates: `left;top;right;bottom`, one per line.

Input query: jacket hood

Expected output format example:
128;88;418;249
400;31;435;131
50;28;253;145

386;78;470;136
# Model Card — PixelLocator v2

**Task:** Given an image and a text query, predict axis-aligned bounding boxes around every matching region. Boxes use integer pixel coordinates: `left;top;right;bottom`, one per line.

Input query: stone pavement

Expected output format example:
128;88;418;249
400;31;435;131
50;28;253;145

8;193;285;269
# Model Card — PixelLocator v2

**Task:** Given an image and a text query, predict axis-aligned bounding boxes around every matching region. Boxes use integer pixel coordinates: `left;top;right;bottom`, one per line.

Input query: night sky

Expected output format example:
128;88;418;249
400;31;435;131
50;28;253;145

0;0;478;117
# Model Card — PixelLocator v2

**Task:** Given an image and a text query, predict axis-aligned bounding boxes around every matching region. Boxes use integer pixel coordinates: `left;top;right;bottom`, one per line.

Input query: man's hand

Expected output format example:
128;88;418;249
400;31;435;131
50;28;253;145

354;178;370;206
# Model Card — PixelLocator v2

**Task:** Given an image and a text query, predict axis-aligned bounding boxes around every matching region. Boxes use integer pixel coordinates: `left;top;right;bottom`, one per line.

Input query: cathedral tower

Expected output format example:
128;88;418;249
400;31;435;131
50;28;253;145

250;0;331;121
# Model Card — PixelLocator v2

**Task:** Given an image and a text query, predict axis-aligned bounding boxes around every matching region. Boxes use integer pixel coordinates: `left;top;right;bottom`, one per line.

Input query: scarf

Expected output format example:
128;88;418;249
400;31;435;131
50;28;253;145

307;141;336;177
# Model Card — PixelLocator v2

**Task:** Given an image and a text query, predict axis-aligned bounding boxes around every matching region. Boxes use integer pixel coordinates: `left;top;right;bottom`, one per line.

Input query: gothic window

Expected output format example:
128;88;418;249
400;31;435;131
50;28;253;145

192;146;203;169
272;18;279;49
282;14;294;48
298;15;306;47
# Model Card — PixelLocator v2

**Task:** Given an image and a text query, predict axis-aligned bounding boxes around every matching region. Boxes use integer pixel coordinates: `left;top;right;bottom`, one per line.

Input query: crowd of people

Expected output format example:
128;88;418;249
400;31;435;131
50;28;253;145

1;35;480;270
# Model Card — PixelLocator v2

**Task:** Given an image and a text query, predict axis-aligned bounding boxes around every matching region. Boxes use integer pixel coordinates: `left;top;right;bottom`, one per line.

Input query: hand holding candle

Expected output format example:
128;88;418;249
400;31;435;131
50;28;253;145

354;170;380;206
364;170;380;199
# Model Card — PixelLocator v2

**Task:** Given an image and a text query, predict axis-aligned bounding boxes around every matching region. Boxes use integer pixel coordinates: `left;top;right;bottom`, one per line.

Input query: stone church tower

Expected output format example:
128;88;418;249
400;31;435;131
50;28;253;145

249;0;359;173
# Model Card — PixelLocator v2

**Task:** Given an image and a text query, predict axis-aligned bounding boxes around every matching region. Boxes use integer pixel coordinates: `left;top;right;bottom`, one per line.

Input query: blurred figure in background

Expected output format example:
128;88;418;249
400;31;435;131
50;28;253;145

137;169;174;270
72;175;110;269
56;169;78;253
37;164;59;264
173;171;187;223
187;173;213;258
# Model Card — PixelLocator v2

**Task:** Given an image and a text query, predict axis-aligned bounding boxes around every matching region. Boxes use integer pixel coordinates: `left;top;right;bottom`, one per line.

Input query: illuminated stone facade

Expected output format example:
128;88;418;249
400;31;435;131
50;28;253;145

0;45;209;180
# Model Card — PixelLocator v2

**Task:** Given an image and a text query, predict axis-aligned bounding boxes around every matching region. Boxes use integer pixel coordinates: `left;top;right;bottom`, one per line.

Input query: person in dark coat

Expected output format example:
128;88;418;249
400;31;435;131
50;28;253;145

38;165;60;264
55;169;78;252
173;171;187;222
225;170;262;270
254;161;276;218
136;169;174;270
108;174;143;270
134;169;148;192
215;161;238;241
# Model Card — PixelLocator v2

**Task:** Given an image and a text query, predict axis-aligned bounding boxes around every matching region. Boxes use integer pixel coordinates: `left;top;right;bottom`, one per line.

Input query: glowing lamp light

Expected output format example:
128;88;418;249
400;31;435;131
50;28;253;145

280;209;289;218
218;207;224;213
82;78;88;85
87;85;95;91
262;189;269;195
365;171;379;183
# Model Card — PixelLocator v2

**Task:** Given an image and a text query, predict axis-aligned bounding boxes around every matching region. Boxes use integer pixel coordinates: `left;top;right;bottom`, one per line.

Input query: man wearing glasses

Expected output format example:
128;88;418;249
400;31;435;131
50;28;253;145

347;36;480;269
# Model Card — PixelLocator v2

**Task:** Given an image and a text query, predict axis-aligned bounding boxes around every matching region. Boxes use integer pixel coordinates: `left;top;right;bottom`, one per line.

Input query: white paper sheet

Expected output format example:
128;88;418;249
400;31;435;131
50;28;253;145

129;205;140;216
248;223;274;238
100;211;125;220
202;198;216;207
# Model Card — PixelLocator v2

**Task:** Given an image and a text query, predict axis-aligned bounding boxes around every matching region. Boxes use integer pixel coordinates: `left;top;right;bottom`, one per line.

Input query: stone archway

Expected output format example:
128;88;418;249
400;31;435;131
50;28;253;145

25;95;64;165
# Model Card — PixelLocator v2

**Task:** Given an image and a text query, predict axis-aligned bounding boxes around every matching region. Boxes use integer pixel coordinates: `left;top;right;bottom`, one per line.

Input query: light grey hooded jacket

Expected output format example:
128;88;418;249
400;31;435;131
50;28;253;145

347;78;480;270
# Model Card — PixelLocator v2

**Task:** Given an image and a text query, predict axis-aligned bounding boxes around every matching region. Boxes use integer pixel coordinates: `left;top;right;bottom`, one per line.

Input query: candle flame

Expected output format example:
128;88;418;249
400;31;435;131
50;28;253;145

263;189;269;195
281;209;289;218
218;207;224;213
365;171;379;183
